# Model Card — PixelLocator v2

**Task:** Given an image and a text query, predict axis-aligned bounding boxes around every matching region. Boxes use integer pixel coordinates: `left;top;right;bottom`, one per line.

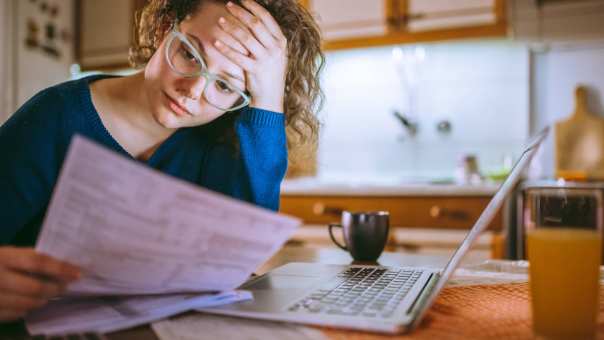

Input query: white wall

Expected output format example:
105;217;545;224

531;42;604;178
0;2;5;121
0;0;14;123
317;40;530;181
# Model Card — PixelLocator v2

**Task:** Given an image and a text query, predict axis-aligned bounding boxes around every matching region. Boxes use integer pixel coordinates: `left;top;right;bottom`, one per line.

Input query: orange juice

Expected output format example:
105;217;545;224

528;228;601;338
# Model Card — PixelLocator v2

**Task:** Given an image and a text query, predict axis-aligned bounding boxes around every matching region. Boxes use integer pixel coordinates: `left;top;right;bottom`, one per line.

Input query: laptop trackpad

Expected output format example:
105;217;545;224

244;274;323;290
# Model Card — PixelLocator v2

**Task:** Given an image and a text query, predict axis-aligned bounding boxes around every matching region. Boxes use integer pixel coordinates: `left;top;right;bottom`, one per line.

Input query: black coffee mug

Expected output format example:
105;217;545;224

328;211;390;262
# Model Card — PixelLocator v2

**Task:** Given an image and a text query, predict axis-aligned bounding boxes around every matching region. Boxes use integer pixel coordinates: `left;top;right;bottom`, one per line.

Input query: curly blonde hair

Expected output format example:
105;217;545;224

130;0;324;174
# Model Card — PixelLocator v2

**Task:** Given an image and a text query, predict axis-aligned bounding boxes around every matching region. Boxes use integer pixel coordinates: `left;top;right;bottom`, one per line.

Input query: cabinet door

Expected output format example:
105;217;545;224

280;195;503;231
76;0;145;70
306;0;506;51
510;0;604;42
304;0;398;44
406;0;497;32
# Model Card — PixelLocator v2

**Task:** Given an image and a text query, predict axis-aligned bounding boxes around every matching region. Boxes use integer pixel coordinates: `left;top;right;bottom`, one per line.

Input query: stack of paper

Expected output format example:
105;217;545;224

26;135;301;336
26;291;252;335
151;313;328;340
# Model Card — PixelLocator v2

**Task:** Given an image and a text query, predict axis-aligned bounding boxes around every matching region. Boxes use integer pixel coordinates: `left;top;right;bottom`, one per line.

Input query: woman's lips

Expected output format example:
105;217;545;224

163;92;192;117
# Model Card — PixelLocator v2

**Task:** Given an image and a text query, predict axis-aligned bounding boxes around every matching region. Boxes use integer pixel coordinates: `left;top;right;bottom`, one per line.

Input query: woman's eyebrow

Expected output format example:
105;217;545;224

186;33;245;85
223;70;245;83
186;33;206;56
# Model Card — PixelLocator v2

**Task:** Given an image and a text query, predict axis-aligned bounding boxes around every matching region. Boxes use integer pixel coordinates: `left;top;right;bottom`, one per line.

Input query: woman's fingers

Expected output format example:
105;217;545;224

0;309;26;322
218;15;265;58
0;267;65;299
0;293;47;312
213;27;249;56
0;247;80;283
238;0;286;43
0;247;74;322
225;1;276;50
214;40;255;72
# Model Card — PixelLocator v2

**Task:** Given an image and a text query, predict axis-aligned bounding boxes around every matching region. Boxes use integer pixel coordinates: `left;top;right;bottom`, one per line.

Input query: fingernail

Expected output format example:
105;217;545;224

226;1;234;7
214;40;223;48
218;17;226;24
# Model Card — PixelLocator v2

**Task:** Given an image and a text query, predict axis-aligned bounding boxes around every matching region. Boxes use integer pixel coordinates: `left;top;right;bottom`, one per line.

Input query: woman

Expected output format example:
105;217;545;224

0;0;323;321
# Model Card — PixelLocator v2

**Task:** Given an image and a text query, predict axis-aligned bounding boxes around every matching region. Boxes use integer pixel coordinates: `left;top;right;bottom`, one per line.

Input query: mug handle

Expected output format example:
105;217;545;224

328;224;348;250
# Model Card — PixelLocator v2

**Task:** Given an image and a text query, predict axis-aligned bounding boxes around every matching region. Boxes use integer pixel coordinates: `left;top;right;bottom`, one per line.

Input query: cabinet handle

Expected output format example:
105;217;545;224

313;202;343;216
429;205;469;221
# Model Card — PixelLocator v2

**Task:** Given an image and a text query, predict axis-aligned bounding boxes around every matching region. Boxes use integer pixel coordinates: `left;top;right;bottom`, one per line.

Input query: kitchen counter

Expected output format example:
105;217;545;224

281;177;501;196
291;225;492;249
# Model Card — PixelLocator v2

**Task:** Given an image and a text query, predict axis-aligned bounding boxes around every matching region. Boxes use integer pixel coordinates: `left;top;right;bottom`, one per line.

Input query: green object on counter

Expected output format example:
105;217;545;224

485;169;511;182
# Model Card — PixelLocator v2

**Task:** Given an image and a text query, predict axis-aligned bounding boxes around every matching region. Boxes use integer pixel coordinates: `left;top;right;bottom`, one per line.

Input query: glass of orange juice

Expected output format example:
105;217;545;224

525;187;602;339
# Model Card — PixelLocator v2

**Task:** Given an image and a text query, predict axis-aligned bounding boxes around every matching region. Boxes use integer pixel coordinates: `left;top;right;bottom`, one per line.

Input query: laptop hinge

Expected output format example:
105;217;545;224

406;273;439;316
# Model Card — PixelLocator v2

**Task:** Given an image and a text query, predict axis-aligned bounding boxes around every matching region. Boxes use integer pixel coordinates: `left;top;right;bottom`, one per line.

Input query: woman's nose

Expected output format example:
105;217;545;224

178;76;206;100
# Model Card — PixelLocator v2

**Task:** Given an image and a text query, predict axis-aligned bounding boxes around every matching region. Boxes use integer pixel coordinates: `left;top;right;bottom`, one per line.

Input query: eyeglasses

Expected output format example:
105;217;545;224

164;27;250;112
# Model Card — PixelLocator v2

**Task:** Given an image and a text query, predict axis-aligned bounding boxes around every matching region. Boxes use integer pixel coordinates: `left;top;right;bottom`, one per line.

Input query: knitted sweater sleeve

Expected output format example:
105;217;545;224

200;107;287;211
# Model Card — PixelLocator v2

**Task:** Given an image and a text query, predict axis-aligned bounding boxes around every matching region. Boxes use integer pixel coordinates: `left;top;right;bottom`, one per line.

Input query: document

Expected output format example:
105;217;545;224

151;313;328;340
26;290;252;335
35;135;301;296
26;135;300;335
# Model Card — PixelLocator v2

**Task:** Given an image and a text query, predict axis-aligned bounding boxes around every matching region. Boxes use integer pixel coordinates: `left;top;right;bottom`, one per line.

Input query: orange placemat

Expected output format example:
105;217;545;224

321;283;604;339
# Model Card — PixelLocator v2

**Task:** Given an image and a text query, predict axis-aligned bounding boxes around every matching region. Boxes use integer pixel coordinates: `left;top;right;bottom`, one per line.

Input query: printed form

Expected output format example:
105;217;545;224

27;135;300;335
36;135;300;296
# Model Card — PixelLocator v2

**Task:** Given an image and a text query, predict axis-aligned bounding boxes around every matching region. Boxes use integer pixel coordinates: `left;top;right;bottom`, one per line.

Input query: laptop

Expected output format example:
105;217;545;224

199;128;549;334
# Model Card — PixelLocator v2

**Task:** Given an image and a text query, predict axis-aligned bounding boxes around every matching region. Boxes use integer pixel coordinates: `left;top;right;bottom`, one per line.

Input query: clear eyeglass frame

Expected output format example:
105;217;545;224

164;27;250;112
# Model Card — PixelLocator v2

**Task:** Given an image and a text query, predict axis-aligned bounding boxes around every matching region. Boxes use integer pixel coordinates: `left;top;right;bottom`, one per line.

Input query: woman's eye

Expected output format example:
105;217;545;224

215;80;234;94
180;46;198;63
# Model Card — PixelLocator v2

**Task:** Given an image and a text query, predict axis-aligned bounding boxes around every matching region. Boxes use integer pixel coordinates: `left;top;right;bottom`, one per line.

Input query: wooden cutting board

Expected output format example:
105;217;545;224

555;86;604;180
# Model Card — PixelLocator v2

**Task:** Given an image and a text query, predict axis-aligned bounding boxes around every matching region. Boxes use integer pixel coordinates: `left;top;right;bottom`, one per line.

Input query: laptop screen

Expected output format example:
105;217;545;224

410;127;550;330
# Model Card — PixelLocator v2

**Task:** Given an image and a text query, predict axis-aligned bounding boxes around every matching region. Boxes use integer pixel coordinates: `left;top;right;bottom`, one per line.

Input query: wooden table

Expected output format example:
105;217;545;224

0;245;486;339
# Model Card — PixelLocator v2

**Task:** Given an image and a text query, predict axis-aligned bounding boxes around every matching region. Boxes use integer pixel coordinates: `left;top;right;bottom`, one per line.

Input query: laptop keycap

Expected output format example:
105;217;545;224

287;267;423;318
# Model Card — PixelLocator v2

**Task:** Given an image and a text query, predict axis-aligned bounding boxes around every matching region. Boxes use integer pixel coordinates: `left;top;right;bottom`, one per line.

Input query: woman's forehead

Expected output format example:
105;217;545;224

180;2;242;75
181;2;228;46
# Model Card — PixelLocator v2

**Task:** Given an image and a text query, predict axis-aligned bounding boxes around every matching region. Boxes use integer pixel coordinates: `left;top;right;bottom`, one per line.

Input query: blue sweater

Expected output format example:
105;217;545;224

0;75;287;246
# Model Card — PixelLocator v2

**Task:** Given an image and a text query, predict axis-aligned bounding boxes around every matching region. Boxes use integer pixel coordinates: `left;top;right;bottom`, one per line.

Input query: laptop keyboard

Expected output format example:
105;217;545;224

287;267;423;319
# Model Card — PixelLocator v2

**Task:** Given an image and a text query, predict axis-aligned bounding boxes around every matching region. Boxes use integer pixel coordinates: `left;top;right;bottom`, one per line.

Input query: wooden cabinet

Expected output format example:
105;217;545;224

405;0;501;32
509;0;604;42
301;0;507;50
74;1;508;69
300;0;398;43
280;195;503;231
75;0;146;70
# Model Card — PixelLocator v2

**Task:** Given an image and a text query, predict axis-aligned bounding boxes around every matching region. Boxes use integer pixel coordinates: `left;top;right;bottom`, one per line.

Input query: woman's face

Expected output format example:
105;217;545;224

143;1;247;129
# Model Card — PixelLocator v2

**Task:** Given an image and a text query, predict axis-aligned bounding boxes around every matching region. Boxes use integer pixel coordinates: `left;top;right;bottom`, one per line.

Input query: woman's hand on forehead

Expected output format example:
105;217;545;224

213;0;288;112
210;20;248;56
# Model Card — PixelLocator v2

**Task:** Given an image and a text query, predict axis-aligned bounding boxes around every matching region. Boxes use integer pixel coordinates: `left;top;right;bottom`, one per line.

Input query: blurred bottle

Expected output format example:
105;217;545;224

455;154;482;185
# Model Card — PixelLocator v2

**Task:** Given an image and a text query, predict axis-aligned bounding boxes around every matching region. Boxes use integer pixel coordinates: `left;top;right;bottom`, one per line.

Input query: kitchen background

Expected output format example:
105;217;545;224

2;0;604;259
1;0;603;183
318;40;528;183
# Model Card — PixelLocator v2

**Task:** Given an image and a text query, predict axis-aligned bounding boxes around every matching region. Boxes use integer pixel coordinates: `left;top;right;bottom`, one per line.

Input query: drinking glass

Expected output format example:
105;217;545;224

525;187;602;338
